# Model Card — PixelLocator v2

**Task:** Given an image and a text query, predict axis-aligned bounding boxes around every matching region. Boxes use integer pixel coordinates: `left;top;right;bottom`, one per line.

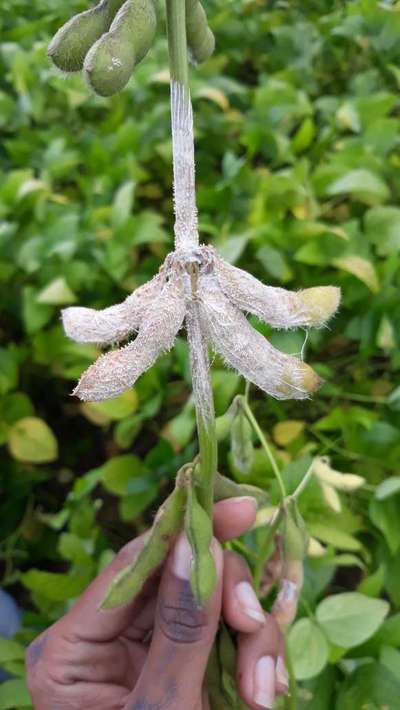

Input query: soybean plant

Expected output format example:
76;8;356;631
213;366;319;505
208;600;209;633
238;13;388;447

49;0;340;705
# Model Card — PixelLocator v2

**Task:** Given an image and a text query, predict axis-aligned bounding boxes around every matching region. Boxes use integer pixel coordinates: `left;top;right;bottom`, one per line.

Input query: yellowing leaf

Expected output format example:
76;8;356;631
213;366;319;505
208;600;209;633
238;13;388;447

273;420;305;446
81;390;138;424
196;87;229;111
8;417;58;463
377;316;396;351
333;255;379;292
36;277;76;305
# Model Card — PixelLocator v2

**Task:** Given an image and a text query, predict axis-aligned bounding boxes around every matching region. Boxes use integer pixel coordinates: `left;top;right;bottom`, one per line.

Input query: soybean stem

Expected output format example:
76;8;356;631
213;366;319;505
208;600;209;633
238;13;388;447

242;400;287;501
292;459;315;499
186;300;217;517
166;0;189;86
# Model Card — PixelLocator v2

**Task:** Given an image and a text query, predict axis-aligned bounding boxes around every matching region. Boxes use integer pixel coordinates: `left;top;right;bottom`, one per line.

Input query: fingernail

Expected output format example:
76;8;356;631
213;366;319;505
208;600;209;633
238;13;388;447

235;581;265;624
230;496;258;510
172;533;193;580
254;655;275;708
276;656;289;690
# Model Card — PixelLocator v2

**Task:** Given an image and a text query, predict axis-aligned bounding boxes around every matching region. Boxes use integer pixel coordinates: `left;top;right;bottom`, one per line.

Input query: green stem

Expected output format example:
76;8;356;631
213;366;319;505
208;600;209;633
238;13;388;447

292;459;315;499
242;399;287;501
254;505;283;594
166;0;189;86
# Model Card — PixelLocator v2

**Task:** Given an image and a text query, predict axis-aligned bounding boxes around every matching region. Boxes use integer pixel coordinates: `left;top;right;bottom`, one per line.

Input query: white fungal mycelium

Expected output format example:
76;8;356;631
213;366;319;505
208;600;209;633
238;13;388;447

62;81;340;410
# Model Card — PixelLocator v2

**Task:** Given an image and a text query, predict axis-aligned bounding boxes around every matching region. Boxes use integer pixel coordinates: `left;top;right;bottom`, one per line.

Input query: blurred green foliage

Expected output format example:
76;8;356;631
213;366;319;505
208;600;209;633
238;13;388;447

2;0;400;707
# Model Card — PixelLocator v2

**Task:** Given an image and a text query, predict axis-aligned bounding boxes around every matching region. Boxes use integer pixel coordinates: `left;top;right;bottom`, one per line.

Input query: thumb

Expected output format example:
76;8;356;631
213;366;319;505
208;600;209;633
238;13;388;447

128;532;223;709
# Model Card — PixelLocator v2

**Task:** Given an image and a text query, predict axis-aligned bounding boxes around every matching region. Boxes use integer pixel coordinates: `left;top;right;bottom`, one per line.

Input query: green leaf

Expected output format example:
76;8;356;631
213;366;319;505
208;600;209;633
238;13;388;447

119;487;158;521
98;454;148;496
336;663;400;710
0;638;25;663
307;523;361;551
325;169;389;205
333;255;379;292
36;276;76;305
365;205;400;255
380;645;400;678
8;417;58;463
375;477;400;500
0;349;18;395
0;679;31;710
112;180;136;228
22;570;90;601
369;497;400;555
82;390;138;423
289;618;329;680
316;592;389;648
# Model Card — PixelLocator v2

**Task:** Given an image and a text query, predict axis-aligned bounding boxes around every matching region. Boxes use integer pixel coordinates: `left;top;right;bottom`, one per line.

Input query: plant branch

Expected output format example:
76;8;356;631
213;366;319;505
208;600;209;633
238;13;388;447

242;399;287;501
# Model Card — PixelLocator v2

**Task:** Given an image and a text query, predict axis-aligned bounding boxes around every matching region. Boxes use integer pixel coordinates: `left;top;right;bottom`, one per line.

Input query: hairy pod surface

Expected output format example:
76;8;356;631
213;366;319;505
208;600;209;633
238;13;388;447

186;0;215;63
84;0;157;96
185;480;216;605
48;0;126;72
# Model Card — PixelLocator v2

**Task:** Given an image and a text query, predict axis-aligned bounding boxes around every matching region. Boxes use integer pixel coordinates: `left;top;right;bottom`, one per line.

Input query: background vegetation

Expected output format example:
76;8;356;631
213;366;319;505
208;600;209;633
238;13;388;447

1;0;400;707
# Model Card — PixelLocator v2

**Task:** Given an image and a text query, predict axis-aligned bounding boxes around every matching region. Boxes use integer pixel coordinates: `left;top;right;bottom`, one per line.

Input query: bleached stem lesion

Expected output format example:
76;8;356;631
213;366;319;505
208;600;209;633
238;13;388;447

170;80;199;250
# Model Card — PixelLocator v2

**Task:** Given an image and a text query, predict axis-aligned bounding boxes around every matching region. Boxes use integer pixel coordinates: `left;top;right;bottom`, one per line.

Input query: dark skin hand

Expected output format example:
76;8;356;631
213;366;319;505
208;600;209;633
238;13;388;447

26;497;288;710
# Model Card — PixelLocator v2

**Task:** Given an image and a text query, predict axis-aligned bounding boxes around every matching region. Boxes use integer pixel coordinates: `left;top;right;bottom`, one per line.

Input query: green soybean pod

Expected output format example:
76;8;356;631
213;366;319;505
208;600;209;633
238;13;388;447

185;481;216;606
48;0;126;73
101;477;186;609
186;0;215;64
230;407;254;476
214;472;269;509
84;0;157;97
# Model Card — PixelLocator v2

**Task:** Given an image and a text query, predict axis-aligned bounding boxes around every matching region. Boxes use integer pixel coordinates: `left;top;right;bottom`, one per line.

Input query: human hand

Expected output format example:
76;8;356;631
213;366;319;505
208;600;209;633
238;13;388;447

26;497;288;709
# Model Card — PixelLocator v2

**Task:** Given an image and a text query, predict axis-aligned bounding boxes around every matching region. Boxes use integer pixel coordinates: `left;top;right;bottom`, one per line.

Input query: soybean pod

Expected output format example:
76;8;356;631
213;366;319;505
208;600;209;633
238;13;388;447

48;0;126;72
185;478;216;606
84;0;157;96
186;0;215;64
101;473;186;608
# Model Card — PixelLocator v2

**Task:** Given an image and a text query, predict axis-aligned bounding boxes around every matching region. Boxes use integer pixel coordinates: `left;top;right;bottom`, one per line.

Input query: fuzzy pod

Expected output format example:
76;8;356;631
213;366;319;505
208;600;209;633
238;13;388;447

186;0;215;64
48;0;126;72
84;0;157;96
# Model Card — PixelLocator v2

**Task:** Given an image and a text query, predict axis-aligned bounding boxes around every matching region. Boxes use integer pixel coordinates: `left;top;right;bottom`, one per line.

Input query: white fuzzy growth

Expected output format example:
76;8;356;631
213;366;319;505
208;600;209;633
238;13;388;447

62;273;163;345
215;258;339;329
74;273;185;400
198;273;318;400
170;81;198;250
